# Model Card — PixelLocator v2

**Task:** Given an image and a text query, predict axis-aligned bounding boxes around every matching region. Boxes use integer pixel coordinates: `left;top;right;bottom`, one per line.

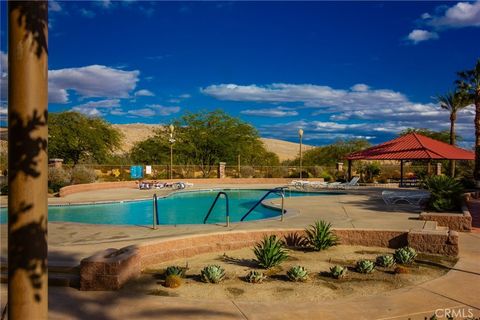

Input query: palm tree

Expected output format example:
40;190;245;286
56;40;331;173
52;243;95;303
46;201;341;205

456;59;480;186
435;91;469;176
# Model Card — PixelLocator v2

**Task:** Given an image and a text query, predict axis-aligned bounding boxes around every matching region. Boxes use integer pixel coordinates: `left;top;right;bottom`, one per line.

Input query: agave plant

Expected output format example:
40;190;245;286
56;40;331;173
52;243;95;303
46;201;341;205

164;274;182;288
329;265;347;279
394;247;417;264
287;266;309;282
253;235;289;269
375;255;396;268
165;265;187;278
304;220;338;251
356;260;375;274
246;270;267;284
201;265;226;283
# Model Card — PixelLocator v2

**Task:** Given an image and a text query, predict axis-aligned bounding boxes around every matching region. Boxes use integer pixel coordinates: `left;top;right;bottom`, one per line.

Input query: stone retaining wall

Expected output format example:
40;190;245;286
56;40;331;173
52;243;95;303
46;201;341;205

80;228;458;291
419;193;476;232
60;178;304;197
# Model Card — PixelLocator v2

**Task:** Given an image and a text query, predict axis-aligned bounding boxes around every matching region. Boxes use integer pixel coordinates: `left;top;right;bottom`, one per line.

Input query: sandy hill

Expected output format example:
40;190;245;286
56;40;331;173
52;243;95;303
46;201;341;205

114;123;313;161
0;124;314;161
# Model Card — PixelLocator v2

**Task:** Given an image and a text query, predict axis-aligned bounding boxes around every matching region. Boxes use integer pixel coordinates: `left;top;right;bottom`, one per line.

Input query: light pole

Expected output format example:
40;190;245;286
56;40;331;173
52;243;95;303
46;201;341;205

169;124;175;180
298;128;304;179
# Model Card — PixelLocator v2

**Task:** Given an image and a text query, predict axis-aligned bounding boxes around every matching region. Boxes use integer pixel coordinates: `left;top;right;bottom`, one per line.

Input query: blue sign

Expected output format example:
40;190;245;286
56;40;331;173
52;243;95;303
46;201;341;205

130;166;143;179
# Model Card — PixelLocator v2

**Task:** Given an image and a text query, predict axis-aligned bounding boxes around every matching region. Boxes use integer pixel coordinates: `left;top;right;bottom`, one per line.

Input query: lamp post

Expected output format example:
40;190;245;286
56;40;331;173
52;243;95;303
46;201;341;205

298;128;304;179
169;124;175;180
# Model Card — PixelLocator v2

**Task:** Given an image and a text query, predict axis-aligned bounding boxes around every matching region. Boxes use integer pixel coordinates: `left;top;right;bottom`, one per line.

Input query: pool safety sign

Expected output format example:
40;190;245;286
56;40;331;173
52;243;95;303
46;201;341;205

130;166;144;179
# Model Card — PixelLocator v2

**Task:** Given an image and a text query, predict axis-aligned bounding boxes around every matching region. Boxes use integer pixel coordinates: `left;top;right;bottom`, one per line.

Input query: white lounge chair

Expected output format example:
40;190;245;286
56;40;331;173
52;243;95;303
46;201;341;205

382;190;430;206
289;180;310;190
327;176;360;189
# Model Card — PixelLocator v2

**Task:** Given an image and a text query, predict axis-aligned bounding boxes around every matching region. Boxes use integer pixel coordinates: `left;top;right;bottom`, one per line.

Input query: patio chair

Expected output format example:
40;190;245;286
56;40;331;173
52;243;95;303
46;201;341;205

381;190;430;207
327;176;360;189
289;180;310;190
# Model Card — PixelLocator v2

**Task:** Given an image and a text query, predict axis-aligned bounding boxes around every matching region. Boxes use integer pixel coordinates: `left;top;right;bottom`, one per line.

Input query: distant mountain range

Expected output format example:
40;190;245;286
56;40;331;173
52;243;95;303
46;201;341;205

113;124;314;161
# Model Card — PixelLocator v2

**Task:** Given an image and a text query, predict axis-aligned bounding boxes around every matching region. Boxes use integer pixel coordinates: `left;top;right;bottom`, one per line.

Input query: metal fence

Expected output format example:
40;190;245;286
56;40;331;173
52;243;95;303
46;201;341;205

44;161;449;183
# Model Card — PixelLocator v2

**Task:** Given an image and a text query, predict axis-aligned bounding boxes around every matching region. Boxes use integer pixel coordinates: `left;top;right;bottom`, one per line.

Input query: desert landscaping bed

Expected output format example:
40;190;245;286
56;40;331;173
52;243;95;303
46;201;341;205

122;244;457;302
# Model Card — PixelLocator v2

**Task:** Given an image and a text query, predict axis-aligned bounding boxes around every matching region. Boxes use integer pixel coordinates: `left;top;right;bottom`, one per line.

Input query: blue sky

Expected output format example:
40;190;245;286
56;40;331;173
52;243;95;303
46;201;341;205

1;1;479;146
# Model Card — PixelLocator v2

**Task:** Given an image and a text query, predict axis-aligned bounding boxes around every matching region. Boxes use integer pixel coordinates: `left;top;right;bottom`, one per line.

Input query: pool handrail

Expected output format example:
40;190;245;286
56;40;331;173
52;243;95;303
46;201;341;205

203;191;230;227
152;193;159;229
240;187;286;222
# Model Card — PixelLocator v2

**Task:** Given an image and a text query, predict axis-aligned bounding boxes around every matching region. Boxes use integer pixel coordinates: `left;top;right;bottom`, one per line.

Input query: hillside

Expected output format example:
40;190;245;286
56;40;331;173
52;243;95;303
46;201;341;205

0;124;314;161
114;124;313;161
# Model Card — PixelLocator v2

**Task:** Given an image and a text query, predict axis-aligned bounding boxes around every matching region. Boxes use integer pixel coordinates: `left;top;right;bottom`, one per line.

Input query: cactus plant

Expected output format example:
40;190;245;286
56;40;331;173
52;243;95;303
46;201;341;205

287;266;309;282
304;220;338;251
165;265;187;278
376;255;396;268
329;265;347;279
201;265;226;283
164;274;182;288
394;246;417;264
253;235;289;269
356;260;375;274
246;270;267;284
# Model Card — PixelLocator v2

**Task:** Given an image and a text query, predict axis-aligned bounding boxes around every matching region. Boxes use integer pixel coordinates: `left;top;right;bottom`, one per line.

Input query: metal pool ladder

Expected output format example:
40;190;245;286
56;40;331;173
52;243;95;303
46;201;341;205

240;187;286;222
152;193;159;229
203;191;230;227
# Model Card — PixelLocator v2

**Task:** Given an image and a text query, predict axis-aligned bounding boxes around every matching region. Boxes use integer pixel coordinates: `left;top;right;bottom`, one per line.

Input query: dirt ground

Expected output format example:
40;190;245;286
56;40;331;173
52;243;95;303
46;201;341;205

123;245;457;303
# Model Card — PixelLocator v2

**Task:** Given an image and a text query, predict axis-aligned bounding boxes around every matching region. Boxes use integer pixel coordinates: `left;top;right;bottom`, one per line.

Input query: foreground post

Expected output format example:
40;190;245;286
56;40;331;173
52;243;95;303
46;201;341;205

8;1;48;319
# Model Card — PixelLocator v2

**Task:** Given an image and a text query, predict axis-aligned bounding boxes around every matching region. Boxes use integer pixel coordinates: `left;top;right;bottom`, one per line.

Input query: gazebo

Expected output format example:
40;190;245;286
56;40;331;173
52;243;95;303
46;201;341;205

345;133;475;186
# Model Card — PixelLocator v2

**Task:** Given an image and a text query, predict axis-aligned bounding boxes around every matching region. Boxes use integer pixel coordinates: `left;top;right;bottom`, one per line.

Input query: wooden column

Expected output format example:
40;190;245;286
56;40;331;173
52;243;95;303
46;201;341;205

8;1;48;319
347;160;352;181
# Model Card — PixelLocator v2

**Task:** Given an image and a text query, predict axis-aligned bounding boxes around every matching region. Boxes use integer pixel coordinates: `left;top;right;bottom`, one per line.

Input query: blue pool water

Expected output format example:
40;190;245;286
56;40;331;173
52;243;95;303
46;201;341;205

0;189;340;226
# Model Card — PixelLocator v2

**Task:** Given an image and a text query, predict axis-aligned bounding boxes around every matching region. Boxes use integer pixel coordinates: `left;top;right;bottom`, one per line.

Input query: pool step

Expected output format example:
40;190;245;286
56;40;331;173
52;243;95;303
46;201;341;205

0;263;80;288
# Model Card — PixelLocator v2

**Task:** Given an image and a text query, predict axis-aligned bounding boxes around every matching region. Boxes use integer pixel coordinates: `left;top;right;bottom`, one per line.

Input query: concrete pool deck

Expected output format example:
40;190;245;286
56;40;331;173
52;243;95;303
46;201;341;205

1;184;479;319
1;184;437;265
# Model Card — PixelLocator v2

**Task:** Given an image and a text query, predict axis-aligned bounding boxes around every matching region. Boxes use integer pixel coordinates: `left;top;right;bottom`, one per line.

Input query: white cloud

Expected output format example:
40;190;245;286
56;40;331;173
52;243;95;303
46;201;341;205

407;29;439;43
350;84;370;92
203;81;475;145
428;1;480;28
80;9;96;18
49;65;140;103
148;104;181;116
134;89;155;97
71;107;103;117
71;99;121;109
127;108;156;117
241;107;298;117
0;51;7;101
421;12;432;20
49;0;62;12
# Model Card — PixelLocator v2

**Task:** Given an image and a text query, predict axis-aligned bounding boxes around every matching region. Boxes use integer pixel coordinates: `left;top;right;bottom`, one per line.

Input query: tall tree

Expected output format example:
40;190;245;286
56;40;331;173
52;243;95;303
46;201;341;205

49;112;122;164
435;91;469;176
456;59;480;186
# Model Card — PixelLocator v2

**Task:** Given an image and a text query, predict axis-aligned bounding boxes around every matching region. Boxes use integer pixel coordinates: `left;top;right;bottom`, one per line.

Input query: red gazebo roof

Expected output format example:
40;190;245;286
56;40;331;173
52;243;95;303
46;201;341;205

346;133;475;161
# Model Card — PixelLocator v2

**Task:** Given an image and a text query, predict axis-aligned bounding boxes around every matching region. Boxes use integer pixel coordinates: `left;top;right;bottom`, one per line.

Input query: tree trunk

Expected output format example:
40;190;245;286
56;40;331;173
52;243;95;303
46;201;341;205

475;92;480;187
450;114;456;177
8;1;49;319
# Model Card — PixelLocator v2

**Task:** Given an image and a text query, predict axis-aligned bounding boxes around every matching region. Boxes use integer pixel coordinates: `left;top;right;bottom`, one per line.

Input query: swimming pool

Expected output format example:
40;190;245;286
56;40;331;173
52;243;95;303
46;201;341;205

0;189;341;226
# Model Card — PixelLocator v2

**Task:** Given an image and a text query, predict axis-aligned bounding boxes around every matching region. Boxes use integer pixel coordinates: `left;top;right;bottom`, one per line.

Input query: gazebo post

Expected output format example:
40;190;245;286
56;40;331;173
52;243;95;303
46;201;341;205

400;160;404;187
347;159;352;181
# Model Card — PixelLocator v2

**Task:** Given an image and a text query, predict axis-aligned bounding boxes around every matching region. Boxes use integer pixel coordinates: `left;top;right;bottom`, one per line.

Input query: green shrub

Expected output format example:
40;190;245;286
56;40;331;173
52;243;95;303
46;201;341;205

246;270;267;284
375;255;396;268
356;260;375;274
201;265;225;283
71;165;96;185
48;167;71;192
304;220;338;251
286;266;309;282
330;265;347;279
165;265;187;278
394;247;417;264
240;166;255;178
358;162;381;182
422;175;463;211
253;235;289;269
